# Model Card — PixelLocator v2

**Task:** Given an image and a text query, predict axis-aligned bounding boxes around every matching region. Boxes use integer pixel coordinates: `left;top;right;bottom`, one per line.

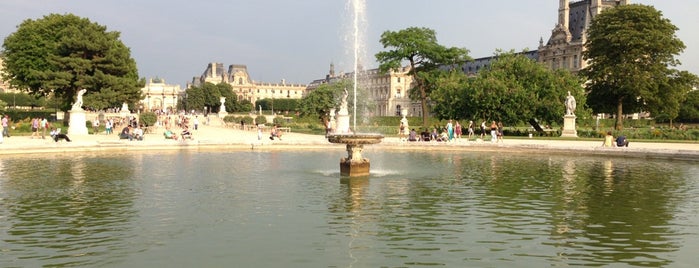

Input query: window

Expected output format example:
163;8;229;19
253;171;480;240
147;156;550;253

573;55;579;68
239;78;243;85
397;77;401;83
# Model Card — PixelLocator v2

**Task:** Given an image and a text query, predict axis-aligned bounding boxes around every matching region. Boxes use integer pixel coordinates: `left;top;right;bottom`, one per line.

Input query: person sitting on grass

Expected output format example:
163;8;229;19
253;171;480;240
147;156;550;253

269;125;283;140
181;126;193;140
50;128;71;142
164;127;178;140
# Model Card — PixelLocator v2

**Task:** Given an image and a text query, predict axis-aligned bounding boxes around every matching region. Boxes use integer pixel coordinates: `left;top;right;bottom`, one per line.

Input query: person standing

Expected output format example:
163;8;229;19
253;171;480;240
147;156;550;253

455;121;462;141
92;118;100;134
490;121;498;143
446;120;454;141
105;119;113;135
40;117;48;139
1;115;9;138
480;121;486;140
497;121;504;143
193;116;199;130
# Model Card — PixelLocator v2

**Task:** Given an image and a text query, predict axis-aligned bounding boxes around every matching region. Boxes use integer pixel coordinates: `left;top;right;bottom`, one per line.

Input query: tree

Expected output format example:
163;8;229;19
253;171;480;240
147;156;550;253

1;14;143;112
678;89;699;122
299;82;345;125
582;4;687;129
375;27;470;126
431;51;585;126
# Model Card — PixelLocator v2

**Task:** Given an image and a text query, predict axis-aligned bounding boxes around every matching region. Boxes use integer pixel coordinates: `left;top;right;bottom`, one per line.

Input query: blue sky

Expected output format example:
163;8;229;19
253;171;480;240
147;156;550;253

1;0;696;87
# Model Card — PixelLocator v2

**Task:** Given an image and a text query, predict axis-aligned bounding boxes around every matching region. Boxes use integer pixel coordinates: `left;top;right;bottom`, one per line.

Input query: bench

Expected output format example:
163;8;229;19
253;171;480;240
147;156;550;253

278;127;291;133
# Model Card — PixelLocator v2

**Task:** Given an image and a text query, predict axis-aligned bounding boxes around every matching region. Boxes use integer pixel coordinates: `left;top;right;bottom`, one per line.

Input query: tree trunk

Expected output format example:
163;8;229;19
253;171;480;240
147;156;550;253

615;100;624;130
420;85;429;127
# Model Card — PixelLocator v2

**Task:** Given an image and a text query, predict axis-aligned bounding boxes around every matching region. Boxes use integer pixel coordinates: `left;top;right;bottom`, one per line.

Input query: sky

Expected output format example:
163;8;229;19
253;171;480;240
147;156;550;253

1;0;697;88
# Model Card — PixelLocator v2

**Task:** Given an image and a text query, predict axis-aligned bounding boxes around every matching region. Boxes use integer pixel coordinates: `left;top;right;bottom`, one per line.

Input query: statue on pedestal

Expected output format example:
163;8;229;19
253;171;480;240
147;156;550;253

565;91;576;116
72;88;87;111
220;97;227;113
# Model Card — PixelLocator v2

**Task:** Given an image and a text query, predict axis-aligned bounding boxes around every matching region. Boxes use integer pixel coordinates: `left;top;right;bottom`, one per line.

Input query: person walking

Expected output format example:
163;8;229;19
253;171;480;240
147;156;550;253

455;121;462;141
30;118;39;139
1;115;9;138
467;121;475;141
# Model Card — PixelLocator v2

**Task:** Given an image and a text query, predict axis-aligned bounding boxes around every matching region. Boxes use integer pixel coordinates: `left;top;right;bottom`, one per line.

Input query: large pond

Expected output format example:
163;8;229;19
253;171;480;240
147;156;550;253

0;149;697;267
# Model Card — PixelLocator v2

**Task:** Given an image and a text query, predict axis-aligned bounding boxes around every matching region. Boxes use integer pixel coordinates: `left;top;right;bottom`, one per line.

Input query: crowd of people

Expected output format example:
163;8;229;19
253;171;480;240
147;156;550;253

403;119;505;143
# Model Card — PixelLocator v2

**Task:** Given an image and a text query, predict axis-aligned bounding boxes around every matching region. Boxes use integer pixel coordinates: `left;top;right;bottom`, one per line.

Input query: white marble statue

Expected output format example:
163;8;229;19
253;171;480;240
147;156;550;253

72;88;87;110
220;97;227;113
565;91;576;116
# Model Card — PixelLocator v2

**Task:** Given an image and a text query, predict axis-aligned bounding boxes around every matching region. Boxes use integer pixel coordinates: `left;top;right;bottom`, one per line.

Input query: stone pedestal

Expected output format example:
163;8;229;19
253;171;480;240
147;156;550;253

340;144;370;177
218;111;228;118
68;109;89;136
561;115;578;138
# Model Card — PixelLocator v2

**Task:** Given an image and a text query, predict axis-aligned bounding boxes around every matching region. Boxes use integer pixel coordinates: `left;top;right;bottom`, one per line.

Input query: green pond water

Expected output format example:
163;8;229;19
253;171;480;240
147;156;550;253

0;149;697;267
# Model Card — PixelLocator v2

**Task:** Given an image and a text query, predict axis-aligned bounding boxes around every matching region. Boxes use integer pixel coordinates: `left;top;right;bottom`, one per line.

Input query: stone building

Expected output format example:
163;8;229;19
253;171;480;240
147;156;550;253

189;63;308;106
310;63;420;117
538;0;630;72
140;77;184;113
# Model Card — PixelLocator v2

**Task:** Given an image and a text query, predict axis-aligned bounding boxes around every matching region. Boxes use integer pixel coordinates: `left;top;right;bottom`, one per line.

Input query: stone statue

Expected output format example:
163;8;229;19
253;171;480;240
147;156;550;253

340;88;348;109
219;97;227;113
565;91;576;116
72;88;87;110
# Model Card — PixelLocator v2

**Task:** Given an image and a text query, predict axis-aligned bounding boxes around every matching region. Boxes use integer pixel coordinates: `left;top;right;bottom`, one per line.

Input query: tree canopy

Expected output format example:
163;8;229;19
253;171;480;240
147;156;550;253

582;4;692;129
375;27;470;126
1;13;143;112
430;51;585;126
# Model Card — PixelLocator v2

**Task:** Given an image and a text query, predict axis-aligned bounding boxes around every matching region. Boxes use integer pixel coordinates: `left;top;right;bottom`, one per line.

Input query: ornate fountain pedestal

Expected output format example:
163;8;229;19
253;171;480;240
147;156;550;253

327;134;383;177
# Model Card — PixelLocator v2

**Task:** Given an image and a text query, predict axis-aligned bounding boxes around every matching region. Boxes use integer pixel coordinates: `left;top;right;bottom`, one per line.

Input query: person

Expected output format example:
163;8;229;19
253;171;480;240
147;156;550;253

408;129;418;142
193;116;199;130
430;128;439;141
164;127;178;140
398;122;407;141
455;121;462;140
181;126;193;140
497;121;504;143
446;120;454;141
616;135;629;147
119;126;133;141
50;128;71;142
602;131;615;147
2;115;9;138
270;125;283;140
132;125;144;141
30;118;40;139
468;121;475;141
105;119;113;135
490;121;498;143
40;117;48;139
480;121;486;140
92;119;100;134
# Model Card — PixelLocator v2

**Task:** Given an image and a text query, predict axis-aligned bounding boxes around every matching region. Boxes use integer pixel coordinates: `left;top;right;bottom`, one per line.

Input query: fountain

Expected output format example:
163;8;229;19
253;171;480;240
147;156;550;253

326;0;383;177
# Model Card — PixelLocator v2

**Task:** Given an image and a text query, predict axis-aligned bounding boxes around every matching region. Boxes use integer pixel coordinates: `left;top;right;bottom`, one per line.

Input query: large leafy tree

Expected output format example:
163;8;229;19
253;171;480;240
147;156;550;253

375;27;470;127
582;4;689;129
678;89;699;123
431;51;584;126
299;80;354;125
1;14;143;112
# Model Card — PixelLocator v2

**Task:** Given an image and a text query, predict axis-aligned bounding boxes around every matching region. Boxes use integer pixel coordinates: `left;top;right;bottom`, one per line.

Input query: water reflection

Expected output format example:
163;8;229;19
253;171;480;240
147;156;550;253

0;151;697;267
0;153;139;267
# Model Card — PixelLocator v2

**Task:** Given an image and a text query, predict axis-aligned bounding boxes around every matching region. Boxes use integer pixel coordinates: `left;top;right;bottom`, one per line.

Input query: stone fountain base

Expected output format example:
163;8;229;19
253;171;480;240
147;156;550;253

340;157;370;177
327;134;383;177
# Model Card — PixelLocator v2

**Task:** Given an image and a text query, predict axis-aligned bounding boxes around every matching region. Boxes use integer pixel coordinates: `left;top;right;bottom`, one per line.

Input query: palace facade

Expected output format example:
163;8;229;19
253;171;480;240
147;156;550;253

189;63;308;105
538;0;630;72
308;63;420;117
